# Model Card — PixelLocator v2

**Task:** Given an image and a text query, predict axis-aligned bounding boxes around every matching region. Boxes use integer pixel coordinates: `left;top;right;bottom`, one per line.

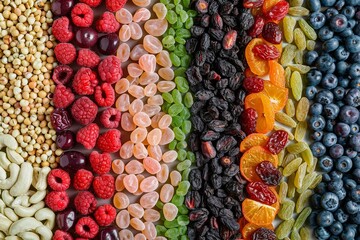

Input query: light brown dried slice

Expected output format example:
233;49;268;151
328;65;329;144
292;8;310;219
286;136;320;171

296;190;312;213
283;157;303;177
275;219;295;239
285;99;295;118
287;142;308;154
275;112;297;128
296;97;310;122
295;121;307;142
279;181;288;203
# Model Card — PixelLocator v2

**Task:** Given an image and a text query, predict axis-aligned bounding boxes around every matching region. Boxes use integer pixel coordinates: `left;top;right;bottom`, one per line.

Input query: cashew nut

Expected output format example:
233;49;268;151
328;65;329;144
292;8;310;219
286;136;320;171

11;195;30;208
30;190;46;204
0;163;20;189
0;152;11;171
0;166;6;180
6;148;24;165
0;134;18;150
14;201;44;218
5;236;21;240
0;213;12;235
2;190;14;207
10;162;33;196
18;232;40;240
4;208;19;222
35;208;55;230
8;217;43;236
0;199;5;214
34;167;50;191
0;231;5;238
36;225;53;240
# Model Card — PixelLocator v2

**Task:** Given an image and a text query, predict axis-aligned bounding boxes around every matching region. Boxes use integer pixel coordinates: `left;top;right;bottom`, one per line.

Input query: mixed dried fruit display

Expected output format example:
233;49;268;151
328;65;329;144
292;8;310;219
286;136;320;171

0;0;359;238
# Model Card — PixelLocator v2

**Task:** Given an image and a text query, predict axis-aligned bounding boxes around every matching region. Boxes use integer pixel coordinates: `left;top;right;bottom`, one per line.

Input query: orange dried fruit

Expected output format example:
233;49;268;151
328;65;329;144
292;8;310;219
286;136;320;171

241;222;274;240
240;133;269;153
245;38;269;76
269;60;285;87
242;198;277;226
262;81;288;112
240;146;278;182
262;0;281;14
269;187;280;213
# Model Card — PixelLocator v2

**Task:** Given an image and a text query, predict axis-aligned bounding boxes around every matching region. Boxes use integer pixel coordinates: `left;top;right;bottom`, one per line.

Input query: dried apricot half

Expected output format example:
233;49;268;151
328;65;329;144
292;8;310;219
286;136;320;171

242;198;277;226
240;133;269;153
245;38;269;76
262;80;288;112
269;60;285;87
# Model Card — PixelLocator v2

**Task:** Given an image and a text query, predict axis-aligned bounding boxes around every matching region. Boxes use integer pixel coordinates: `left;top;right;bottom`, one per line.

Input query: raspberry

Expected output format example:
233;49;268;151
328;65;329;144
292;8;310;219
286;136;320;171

77;49;100;68
53;230;73;240
72;67;99;96
105;0;127;12
96;12;120;33
73;169;94;190
96;129;122;153
75;217;99;239
94;83;115;107
240;108;258;135
52;17;74;43
47;169;71;191
53;85;75;108
71;97;98;125
74;191;97;215
89;151;112;174
76;123;100;149
71;3;94;27
92;174;115;199
54;43;77;65
80;0;102;7
45;191;69;212
94;204;116;226
243;77;264;93
52;65;74;85
100;108;121;128
98;56;123;84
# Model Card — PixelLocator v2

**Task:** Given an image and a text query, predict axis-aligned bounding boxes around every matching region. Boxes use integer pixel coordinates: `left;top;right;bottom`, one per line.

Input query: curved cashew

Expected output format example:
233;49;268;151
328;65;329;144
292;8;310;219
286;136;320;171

0;231;5;238
0;199;5;214
34;167;50;191
36;225;53;240
8;217;43;236
30;190;46;204
14;201;44;217
6;148;24;165
5;236;21;240
35;208;55;230
0;152;11;171
2;190;14;207
10;162;33;196
0;213;12;235
0;163;20;189
0;166;6;180
4;208;19;222
11;195;29;208
18;232;40;240
0;134;18;150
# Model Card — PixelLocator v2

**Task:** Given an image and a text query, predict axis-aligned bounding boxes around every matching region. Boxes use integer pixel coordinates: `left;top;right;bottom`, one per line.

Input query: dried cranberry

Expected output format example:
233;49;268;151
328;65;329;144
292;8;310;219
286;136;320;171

262;22;283;44
252;44;280;60
243;0;264;8
252;228;276;240
255;161;282;186
266;130;289;154
247;16;265;37
243;76;264;93
246;182;277;205
264;0;289;22
51;108;72;132
240;108;258;135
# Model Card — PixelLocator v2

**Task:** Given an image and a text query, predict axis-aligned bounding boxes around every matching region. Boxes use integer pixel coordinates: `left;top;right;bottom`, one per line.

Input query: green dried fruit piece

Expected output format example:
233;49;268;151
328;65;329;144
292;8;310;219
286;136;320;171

300;227;311;239
298;172;317;193
290;71;302;101
294;50;303;64
296;189;312;213
295;121;307;142
283;16;297;43
281;44;297;66
294;28;306;51
289;0;304;6
288;64;311;74
278;200;295;220
301;148;314;170
282;153;297;167
288;7;310;16
294;162;307;189
275;219;295;239
283;157;302;177
285;67;292;88
287;174;296;198
279;181;288;203
307;40;316;50
294;207;312;230
298;18;317;40
291;230;301;240
296;97;310;122
275;112;297;128
285;99;295;118
287;142;308;154
278;150;285;167
309;174;322;189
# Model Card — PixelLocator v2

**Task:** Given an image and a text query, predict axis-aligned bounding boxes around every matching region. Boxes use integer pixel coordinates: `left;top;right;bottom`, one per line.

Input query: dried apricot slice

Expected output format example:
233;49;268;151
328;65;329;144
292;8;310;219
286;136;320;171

269;60;285;87
245;38;269;76
262;81;288;112
241;223;274;240
242;198;277;226
262;0;281;14
240;133;269;153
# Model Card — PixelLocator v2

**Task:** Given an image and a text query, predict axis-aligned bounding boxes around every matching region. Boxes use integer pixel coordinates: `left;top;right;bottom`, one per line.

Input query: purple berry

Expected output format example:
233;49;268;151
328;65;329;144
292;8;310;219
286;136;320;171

100;226;120;240
97;33;120;55
51;0;74;16
59;151;86;172
51;109;72;132
56;209;75;231
56;131;75;150
75;28;98;48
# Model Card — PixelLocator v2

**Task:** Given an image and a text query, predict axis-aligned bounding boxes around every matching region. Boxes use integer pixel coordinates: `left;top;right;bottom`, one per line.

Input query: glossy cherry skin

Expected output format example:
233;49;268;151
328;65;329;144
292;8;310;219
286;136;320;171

56;130;75;150
51;0;74;16
75;28;98;48
100;227;120;240
56;209;75;231
97;33;120;55
59;151;86;172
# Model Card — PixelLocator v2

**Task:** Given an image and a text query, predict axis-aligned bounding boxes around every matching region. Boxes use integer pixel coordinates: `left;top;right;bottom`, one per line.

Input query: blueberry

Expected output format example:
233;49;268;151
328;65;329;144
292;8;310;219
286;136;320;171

337;136;347;146
345;35;360;53
304;51;319;66
345;201;359;214
339;106;359;124
307;69;322;86
329;221;343;235
308;211;319;226
333;86;346;100
321;0;337;7
336;61;349;75
336;156;353;173
330;14;348;32
323;103;340;119
317;54;335;73
306;86;319;99
322;132;337;147
325;8;339;19
345;148;357;158
311;142;327;157
344;0;360;6
350;124;359;134
323;173;332;182
312;131;324;141
309;12;327;29
323;38;340;52
349;78;360;89
325;119;336;132
314;226;331;239
352;52;360;63
308;0;321;11
310;103;323;116
335;101;345;108
334;122;351;137
349;186;360;202
330;171;343;181
344;178;357;189
338;77;350;88
316;182;328;194
342;6;356;18
321;74;338;89
334;46;350;61
329;144;344;158
345;89;360;107
311;193;322;209
317;210;335;227
315;90;334;104
334;187;347;200
349;133;360;151
349;63;360;79
340;28;354;37
352;169;360;183
354;23;360;35
334;0;345;10
318;157;333;174
351;211;360;224
309;115;326;131
348;19;357;29
353;154;360;168
327;179;344;192
341;225;357;239
334;208;349;223
318;26;334;41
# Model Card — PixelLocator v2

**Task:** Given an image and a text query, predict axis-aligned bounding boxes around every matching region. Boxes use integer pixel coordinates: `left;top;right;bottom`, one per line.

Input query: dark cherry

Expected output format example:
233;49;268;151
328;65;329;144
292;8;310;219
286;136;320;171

100;226;120;240
59;151;86;172
50;109;72;132
75;28;98;48
51;0;74;16
56;209;75;231
97;33;120;55
56;130;75;150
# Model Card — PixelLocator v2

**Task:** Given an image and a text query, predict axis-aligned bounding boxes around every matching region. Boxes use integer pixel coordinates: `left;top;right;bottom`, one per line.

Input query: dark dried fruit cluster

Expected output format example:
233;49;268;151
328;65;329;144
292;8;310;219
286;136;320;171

185;0;255;239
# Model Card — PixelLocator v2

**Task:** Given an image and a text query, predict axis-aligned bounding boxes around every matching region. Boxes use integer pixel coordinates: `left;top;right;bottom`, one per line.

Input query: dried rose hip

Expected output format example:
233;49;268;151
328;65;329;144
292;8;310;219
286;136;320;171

247;16;265;37
243;76;264;93
223;30;237;50
252;228;276;240
262;22;282;44
246;182;277;205
264;0;289;22
240;108;258;135
255;161;282;186
243;0;264;8
252;44;280;60
266;130;288;154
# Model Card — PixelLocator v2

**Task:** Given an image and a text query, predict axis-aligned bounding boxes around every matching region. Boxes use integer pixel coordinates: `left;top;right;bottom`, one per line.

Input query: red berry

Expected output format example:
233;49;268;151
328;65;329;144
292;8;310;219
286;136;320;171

52;17;74;43
243;0;264;8
96;12;120;33
76;123;100;150
74;191;97;215
222;30;237;50
77;49;100;68
252;44;281;60
45;191;69;212
80;0;102;7
100;108;121;129
256;161;282;186
73;169;94;191
266;130;288;154
72;67;99;96
240;108;258;135
47;169;71;191
248;16;265;37
98;56;123;84
53;85;75;108
89;151;112;175
105;0;127;12
96;129;122;153
94;83;115;107
246;181;277;205
94;204;116;226
54;43;76;65
75;217;99;238
53;230;73;240
71;97;98;125
92;174;115;199
265;0;289;22
71;3;94;27
52;65;74;85
243;77;264;93
262;22;283;44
